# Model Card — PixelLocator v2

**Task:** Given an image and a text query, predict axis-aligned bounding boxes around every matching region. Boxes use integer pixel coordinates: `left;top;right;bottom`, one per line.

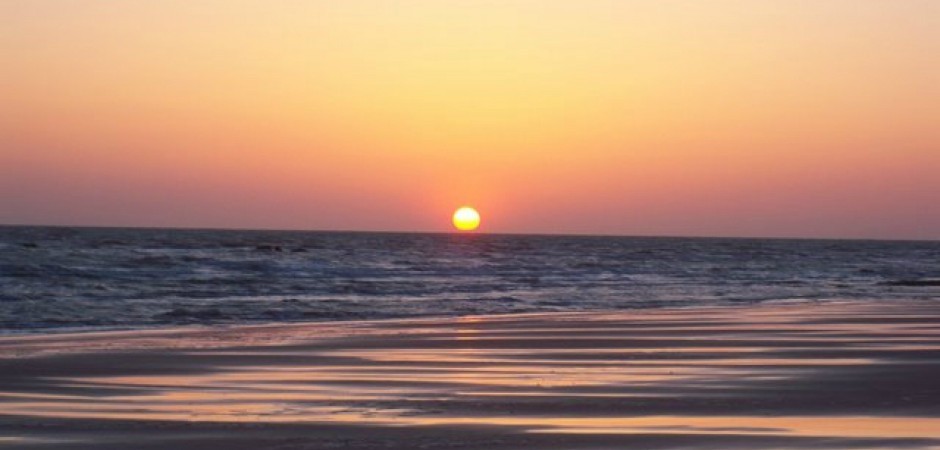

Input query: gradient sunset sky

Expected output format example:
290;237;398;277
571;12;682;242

2;1;938;239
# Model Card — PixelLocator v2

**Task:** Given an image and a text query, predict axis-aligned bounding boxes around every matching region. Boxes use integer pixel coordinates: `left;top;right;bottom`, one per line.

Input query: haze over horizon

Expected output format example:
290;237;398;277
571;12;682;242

2;1;938;240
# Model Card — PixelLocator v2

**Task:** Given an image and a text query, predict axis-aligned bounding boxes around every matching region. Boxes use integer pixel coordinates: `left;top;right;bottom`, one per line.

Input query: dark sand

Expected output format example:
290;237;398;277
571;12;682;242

1;301;939;449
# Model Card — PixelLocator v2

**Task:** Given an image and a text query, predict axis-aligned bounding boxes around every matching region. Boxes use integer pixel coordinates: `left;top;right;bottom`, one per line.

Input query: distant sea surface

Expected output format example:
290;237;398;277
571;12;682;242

1;226;938;332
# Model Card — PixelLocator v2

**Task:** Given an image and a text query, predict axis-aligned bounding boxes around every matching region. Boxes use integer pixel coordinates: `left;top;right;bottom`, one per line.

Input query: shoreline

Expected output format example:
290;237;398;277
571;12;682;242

0;297;891;340
1;299;939;449
0;298;876;356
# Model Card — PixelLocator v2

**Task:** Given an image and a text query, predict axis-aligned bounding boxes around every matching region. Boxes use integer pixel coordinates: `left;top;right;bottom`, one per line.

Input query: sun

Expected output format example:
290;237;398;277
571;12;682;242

452;207;481;231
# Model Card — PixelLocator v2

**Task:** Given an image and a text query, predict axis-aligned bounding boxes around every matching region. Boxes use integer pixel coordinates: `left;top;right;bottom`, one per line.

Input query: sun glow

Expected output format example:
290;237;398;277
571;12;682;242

452;207;481;231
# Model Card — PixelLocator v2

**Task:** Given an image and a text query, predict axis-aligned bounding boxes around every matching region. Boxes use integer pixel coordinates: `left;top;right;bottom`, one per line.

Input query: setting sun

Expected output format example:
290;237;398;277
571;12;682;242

452;207;481;231
3;2;939;449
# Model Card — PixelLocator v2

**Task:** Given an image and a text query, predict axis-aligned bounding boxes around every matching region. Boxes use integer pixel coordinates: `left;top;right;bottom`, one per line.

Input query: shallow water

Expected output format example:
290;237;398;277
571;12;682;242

2;302;939;449
1;226;938;331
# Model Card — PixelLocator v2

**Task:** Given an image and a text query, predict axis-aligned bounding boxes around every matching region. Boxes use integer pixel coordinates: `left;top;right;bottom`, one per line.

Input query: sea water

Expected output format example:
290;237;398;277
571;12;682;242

1;226;938;332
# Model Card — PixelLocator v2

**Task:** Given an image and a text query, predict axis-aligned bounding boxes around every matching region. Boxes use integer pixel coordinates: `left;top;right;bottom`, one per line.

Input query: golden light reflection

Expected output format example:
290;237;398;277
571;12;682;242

455;316;481;343
2;302;940;443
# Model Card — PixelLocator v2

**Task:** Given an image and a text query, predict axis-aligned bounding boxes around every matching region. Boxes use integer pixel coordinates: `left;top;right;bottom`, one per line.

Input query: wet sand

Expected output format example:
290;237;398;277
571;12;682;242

1;300;939;449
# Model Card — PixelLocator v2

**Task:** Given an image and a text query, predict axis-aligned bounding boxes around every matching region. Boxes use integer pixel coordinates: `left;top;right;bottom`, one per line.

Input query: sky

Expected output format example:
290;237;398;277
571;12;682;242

2;1;938;239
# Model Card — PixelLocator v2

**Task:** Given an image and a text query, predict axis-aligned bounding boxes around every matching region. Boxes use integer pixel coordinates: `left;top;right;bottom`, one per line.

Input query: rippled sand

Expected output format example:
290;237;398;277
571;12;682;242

2;300;939;449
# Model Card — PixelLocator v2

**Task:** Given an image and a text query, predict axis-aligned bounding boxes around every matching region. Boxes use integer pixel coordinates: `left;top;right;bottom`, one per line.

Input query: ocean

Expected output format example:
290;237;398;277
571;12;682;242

1;226;938;332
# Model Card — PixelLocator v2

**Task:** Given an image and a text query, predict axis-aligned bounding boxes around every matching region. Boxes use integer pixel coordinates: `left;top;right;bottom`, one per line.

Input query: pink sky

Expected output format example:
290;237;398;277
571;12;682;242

2;1;938;239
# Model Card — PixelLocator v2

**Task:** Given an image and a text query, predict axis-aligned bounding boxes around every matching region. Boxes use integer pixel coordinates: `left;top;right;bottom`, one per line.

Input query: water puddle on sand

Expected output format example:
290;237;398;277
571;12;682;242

520;416;940;439
6;397;940;443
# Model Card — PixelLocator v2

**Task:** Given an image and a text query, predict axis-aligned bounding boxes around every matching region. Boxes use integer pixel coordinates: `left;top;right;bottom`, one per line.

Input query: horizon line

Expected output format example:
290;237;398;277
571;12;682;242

1;222;936;244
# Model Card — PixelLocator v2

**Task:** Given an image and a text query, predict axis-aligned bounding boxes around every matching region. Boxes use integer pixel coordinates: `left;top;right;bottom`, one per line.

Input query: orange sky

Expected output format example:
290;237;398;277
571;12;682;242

2;1;938;239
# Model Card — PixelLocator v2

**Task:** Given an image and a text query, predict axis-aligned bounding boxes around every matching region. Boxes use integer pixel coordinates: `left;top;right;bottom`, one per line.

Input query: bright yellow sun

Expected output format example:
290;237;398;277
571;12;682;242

452;207;481;231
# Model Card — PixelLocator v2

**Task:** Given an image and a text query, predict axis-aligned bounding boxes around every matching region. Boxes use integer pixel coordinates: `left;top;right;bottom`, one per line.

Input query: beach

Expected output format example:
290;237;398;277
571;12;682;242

5;0;938;447
1;300;939;449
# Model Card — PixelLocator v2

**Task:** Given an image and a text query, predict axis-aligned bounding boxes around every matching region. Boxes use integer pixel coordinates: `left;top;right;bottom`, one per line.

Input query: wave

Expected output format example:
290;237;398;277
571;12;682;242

1;226;938;332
